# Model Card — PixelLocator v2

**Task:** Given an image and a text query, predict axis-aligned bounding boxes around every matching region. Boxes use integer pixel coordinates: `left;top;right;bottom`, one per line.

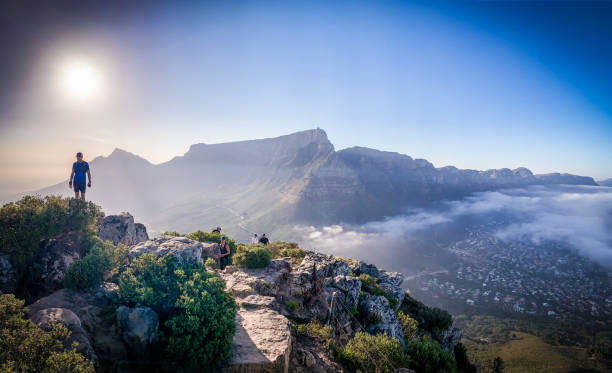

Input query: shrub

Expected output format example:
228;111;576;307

118;254;236;372
162;269;236;372
0;294;94;373
204;257;218;269
160;231;181;237
454;343;477;373
186;230;237;255
398;311;419;344
339;332;410;373
285;300;299;313
233;245;271;269
406;339;457;373
400;294;453;337
0;196;102;282
118;254;183;315
64;239;128;289
293;321;335;351
359;274;398;309
266;241;307;264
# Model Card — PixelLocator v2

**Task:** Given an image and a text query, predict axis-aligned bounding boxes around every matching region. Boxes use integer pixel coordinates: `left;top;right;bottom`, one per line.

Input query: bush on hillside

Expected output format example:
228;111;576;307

398;311;419;344
0;196;102;280
406;338;457;373
163;269;236;372
64;239;128;289
339;332;410;373
204;257;218;269
266;241;307;264
359;274;398;309
185;230;237;255
160;231;181;237
118;254;183;315
117;254;236;371
233;244;271;269
0;294;94;373
293;321;336;351
400;294;452;337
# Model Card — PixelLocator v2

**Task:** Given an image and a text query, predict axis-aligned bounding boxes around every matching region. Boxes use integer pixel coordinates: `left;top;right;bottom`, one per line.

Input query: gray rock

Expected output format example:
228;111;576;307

358;292;405;345
440;326;462;354
31;307;97;363
0;254;16;294
116;306;159;356
129;236;220;265
376;271;405;311
290;253;350;298
98;212;148;246
327;275;361;311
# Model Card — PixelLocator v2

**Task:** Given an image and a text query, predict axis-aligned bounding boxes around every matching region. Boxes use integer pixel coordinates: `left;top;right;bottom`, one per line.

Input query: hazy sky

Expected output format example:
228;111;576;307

1;0;612;196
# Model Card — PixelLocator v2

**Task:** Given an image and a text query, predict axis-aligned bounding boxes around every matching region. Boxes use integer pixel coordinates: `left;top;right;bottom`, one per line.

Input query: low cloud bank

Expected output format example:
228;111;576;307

294;185;612;269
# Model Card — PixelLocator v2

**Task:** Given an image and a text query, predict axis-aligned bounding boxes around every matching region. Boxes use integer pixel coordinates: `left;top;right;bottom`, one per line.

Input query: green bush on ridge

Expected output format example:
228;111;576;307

117;254;236;372
233;244;271;269
64;238;128;289
339;332;411;373
0;196;102;282
0;294;94;373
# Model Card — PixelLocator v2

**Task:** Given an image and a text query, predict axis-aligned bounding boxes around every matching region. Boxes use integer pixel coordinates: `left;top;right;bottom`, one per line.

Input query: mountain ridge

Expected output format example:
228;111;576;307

28;128;597;238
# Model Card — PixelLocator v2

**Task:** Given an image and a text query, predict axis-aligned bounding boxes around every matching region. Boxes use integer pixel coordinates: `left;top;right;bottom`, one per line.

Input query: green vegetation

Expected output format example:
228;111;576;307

406;338;457;373
400;293;452;339
118;254;236;372
398;311;419;344
0;196;102;283
293;321;335;350
204;257;218;269
339;332;411;373
160;231;181;237
285;300;299;313
0;294;94;373
233;244;271;269
64;239;128;289
455;314;611;373
266;241;307;264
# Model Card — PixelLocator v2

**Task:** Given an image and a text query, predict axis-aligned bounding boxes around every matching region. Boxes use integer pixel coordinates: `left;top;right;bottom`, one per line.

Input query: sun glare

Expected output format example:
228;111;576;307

58;59;103;102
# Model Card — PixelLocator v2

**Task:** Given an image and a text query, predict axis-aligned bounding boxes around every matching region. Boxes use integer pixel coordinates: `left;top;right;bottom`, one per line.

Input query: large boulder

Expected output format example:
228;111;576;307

31;307;97;363
129;236;220;265
226;308;292;373
220;259;292;299
290;253;350;298
116;305;159;356
27;283;128;365
359;292;405;345
326;275;361;311
98;212;149;246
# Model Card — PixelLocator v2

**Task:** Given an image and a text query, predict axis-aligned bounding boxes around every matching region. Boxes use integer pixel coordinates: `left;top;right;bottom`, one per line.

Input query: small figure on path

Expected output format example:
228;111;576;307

219;236;231;270
212;226;222;234
251;234;259;244
258;233;269;245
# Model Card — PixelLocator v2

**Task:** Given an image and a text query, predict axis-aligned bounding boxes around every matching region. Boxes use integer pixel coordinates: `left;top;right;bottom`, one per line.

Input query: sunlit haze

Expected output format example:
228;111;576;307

1;1;611;198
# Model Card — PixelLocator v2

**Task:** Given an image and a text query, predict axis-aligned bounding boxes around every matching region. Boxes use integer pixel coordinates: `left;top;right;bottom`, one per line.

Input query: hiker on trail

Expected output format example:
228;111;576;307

212;226;221;234
251;234;259;244
69;152;91;200
258;233;269;245
219;236;231;270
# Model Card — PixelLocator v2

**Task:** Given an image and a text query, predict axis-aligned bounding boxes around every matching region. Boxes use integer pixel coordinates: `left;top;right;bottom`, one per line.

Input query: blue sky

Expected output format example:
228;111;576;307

1;0;611;195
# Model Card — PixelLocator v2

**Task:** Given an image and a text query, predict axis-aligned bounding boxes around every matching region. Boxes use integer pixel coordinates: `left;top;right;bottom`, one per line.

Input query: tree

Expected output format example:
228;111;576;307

492;356;505;373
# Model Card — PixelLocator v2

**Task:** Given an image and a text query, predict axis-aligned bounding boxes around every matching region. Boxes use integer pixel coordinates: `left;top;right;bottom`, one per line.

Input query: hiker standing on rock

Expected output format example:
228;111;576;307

219;236;231;270
69;152;91;200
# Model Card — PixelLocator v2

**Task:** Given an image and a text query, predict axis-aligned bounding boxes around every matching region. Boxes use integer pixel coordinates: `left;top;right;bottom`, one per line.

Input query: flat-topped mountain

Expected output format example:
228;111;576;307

32;129;597;239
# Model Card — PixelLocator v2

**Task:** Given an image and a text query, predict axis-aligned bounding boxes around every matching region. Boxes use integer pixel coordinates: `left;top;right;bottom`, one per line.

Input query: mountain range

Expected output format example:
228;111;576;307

31;129;598;240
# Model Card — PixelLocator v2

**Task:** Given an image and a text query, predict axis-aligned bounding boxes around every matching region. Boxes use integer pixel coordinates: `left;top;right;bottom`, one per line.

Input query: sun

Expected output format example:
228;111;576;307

57;59;103;102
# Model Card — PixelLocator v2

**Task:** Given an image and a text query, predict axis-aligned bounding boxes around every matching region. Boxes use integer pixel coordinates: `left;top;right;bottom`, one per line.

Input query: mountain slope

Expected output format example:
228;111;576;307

31;129;597;239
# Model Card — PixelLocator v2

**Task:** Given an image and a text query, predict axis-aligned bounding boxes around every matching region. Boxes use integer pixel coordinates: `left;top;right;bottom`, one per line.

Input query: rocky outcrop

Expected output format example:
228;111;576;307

116;305;159;357
98;212;149;246
27;283;128;365
0;254;16;294
359;292;405;345
31;307;98;363
129;236;220;265
220;260;293;373
440;326;462;355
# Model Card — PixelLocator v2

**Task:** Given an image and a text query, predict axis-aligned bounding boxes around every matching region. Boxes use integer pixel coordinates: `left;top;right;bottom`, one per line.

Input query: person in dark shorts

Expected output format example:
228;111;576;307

219;236;231;270
69;152;91;200
258;233;269;245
